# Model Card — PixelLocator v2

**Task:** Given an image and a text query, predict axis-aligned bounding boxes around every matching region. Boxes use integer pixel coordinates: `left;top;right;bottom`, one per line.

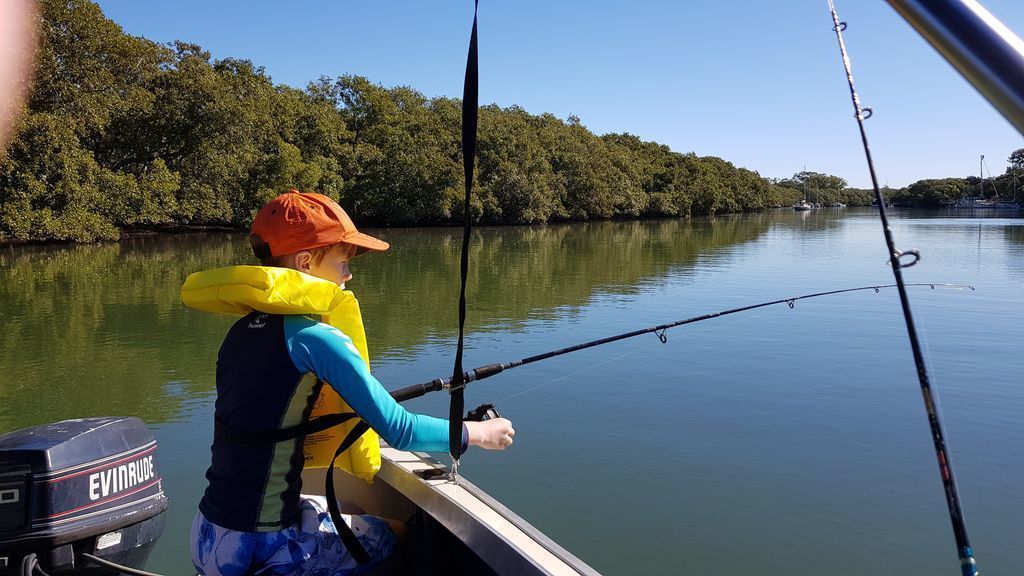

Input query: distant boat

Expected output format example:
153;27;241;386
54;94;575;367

953;154;1020;210
794;174;813;210
954;196;996;208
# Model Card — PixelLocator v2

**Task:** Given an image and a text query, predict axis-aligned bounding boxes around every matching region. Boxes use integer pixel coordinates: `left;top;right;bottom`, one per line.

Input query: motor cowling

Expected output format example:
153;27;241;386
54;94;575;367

0;417;168;575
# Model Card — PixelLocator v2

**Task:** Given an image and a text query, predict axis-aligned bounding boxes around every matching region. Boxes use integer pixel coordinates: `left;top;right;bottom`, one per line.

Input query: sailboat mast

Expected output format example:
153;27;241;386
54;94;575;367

980;154;984;198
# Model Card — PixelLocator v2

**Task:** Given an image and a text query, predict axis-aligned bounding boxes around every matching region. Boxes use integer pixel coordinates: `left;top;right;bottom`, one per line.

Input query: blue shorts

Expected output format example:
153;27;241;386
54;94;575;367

191;495;397;576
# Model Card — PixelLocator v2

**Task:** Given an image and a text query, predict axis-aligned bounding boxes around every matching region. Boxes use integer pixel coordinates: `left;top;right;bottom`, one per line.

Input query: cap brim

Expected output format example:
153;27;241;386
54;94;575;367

343;232;390;255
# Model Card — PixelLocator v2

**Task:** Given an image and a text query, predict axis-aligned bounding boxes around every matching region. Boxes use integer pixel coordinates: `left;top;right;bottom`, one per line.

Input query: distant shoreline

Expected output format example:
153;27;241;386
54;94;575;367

0;206;879;249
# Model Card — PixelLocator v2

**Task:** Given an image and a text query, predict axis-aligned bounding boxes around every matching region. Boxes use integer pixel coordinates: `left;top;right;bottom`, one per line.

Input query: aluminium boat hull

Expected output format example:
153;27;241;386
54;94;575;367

301;445;600;576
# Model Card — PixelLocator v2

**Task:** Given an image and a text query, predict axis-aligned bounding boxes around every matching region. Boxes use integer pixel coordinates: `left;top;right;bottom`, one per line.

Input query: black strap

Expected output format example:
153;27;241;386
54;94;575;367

215;412;373;563
450;0;479;467
325;421;373;564
217;413;373;564
214;412;358;445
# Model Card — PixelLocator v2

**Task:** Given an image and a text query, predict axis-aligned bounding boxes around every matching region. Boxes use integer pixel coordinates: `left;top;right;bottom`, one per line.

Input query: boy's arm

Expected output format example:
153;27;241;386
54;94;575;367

285;317;464;453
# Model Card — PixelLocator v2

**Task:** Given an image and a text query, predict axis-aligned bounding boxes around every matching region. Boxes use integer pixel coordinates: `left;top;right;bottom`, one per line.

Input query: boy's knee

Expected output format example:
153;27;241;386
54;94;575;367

385;518;407;542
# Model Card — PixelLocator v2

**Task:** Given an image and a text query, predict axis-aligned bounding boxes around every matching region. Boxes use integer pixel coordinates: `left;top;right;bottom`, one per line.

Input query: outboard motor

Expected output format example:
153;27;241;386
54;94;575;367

0;418;167;575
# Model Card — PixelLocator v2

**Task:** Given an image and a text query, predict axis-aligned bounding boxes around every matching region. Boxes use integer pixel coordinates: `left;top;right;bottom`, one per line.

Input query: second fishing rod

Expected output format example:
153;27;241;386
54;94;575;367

388;282;972;404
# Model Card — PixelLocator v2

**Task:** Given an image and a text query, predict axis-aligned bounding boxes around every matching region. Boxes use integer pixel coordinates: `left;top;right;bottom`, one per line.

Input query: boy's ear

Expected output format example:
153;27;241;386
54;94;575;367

293;250;313;273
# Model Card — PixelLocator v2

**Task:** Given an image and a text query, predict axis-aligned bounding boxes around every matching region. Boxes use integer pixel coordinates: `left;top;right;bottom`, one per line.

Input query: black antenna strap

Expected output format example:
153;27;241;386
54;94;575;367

450;0;480;466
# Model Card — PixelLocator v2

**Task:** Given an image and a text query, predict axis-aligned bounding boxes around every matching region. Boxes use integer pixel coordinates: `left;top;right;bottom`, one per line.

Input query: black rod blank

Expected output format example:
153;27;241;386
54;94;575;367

828;2;979;573
390;283;971;403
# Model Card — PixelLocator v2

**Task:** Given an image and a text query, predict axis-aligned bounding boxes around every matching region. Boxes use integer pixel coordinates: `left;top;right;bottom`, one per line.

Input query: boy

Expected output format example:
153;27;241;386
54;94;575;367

190;190;515;576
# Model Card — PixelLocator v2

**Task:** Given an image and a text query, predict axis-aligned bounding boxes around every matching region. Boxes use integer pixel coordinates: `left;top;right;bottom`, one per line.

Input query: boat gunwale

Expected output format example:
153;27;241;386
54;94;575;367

376;446;601;576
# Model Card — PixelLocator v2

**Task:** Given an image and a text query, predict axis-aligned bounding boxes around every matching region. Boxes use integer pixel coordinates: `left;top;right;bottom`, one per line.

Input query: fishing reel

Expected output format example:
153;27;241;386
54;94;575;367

413;404;502;481
465;403;500;421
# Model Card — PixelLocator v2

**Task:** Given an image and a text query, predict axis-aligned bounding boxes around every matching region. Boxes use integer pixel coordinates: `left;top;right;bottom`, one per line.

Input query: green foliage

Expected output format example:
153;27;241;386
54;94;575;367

889;179;966;207
883;148;1024;207
1008;148;1024;172
775;171;872;206
895;169;1021;206
1;0;851;243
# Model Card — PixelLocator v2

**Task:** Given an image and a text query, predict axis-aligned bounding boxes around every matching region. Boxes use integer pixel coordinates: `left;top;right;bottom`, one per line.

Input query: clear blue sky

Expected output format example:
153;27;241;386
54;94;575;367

95;0;1024;188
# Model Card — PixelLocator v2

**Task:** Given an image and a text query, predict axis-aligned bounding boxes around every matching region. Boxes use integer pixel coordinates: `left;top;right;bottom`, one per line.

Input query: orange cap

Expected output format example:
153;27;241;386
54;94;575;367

250;190;389;257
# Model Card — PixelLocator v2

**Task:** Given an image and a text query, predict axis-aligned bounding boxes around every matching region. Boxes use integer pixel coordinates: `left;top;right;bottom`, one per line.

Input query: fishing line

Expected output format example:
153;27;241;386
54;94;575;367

676;307;778;336
827;2;978;573
910;296;953;446
493;344;649;404
908;299;965;521
391;283;973;403
493;307;778;404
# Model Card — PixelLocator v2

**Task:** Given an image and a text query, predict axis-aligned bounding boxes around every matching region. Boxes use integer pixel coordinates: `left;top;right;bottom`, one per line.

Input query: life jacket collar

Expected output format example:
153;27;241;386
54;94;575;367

181;265;353;316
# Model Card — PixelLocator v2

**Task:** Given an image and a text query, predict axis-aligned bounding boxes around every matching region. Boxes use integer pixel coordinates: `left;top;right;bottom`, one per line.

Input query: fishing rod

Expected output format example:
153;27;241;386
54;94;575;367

390;282;973;403
828;2;984;574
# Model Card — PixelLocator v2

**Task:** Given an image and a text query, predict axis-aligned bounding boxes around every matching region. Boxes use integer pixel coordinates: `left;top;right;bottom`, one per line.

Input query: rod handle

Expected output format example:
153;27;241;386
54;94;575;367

392;363;507;402
472;363;505;380
391;378;446;403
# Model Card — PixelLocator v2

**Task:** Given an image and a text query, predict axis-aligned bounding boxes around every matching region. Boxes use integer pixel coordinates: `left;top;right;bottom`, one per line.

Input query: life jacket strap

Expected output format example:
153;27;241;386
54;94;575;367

215;412;374;564
325;421;373;564
213;412;358;445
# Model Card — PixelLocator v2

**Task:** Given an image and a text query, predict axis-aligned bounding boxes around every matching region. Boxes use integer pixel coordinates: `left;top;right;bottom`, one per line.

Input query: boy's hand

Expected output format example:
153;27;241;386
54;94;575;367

466;418;515;450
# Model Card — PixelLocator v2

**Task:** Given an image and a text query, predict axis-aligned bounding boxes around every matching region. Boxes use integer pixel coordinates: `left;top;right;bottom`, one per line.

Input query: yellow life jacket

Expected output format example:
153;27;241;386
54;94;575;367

180;265;381;482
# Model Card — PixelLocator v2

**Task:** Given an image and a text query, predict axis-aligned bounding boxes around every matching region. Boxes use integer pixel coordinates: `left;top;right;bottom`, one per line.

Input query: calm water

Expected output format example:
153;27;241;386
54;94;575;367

2;209;1022;575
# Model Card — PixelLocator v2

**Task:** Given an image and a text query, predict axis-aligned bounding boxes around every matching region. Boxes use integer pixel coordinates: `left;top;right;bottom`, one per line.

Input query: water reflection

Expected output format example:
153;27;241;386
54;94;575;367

0;216;775;430
0;235;244;428
356;217;777;356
